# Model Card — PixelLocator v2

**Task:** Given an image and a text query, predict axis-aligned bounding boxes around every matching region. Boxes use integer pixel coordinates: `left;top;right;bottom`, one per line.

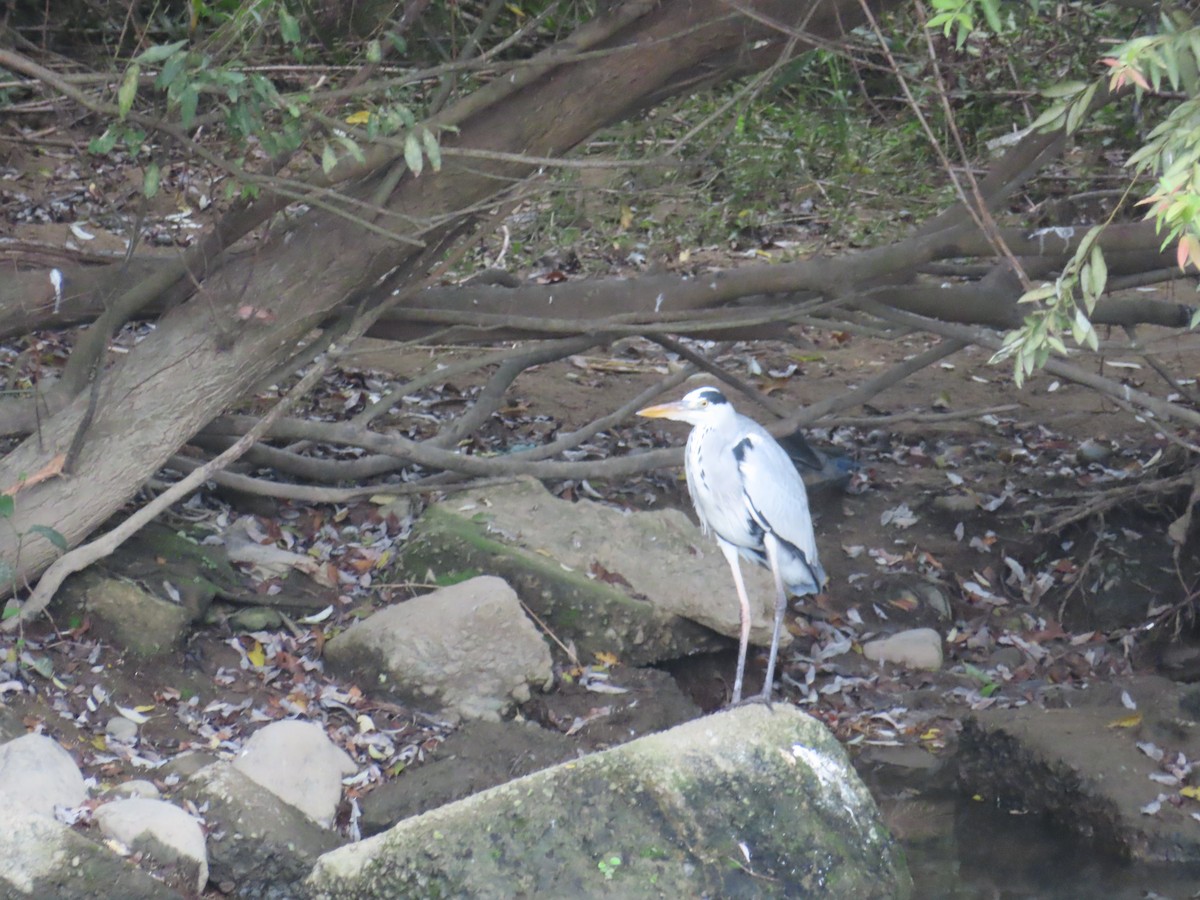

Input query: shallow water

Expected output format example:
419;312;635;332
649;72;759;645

858;760;1200;899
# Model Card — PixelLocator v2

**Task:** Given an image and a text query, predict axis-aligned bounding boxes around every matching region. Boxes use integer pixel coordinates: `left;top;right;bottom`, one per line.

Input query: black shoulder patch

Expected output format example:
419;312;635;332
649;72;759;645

732;435;753;463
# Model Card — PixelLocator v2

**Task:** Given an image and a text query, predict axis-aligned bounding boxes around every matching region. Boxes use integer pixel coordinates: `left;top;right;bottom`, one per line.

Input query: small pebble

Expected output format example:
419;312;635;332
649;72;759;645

105;716;138;744
863;628;944;671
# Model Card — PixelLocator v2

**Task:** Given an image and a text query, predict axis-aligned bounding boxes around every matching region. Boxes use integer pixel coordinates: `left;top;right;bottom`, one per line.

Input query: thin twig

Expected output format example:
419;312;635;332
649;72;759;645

861;301;1200;431
430;335;605;448
824;404;1020;427
520;600;581;667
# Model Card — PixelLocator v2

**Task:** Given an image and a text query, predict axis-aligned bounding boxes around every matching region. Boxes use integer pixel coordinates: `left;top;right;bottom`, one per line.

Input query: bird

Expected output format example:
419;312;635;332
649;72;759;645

638;386;826;704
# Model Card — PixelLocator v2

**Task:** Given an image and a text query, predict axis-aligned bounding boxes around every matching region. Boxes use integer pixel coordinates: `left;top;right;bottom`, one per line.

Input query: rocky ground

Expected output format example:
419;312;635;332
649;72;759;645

4;128;1200;896
2;321;1199;896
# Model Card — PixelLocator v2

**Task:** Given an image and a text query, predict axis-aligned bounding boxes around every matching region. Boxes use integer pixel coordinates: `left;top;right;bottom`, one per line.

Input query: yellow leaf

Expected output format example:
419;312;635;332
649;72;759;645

594;651;620;667
619;205;633;230
1106;712;1142;729
919;728;942;741
1180;785;1200;800
247;641;266;668
345;110;371;125
91;735;108;751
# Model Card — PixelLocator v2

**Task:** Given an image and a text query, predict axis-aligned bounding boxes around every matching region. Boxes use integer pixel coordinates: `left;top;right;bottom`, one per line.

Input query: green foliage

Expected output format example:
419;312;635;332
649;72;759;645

992;12;1200;384
962;663;1000;697
95;39;306;165
0;493;66;603
991;225;1108;387
597;855;622;880
927;0;1006;49
95;12;444;193
547;47;954;258
27;524;68;551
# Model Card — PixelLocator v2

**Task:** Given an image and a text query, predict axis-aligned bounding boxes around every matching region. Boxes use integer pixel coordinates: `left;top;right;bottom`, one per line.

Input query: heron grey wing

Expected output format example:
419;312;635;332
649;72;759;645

733;425;826;592
685;423;762;548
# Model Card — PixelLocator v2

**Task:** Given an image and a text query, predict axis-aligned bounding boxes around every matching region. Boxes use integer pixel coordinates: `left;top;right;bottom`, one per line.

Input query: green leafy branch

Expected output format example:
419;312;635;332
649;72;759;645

92;26;441;199
990;225;1108;386
926;0;1006;49
989;15;1200;384
0;492;67;616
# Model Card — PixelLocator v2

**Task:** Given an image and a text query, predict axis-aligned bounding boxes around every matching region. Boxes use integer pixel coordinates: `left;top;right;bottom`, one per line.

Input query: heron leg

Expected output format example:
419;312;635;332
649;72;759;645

760;534;789;704
718;541;752;705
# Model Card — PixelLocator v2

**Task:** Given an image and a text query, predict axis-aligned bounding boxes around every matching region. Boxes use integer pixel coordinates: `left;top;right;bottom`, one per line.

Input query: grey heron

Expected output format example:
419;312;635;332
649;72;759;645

638;386;827;703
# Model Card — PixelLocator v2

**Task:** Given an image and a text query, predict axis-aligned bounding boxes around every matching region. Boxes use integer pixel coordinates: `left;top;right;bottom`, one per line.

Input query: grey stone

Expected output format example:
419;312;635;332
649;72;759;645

105;715;139;744
863;628;944;670
73;574;194;657
987;646;1025;670
94;798;208;894
325;575;553;721
397;478;787;666
158;750;218;780
307;705;910;899
0;733;87;819
232;720;357;827
178;761;343;896
228;606;283;631
0;808;179;899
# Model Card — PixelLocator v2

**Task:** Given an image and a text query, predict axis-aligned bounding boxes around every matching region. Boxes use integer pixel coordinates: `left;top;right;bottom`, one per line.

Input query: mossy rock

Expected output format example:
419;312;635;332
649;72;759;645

397;490;723;667
308;706;911;899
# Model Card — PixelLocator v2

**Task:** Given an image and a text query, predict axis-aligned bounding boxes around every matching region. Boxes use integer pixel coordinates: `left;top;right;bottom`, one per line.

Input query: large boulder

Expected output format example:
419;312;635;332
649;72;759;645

232;720;357;827
958;675;1200;863
0;733;87;819
0;808;179;899
94;798;209;895
397;477;788;666
307;705;910;898
67;574;196;658
325;575;554;721
177;761;344;896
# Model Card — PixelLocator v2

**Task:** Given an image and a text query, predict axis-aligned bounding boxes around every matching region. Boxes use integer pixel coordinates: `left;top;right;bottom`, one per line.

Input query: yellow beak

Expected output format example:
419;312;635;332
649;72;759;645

636;402;685;419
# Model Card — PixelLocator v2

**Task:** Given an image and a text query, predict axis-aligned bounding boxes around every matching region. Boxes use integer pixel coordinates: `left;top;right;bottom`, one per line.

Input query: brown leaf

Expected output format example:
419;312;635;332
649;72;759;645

2;452;66;497
589;561;632;589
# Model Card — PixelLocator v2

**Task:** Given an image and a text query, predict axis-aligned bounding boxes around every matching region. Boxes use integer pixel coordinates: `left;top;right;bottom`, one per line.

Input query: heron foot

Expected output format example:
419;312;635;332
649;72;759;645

727;691;776;711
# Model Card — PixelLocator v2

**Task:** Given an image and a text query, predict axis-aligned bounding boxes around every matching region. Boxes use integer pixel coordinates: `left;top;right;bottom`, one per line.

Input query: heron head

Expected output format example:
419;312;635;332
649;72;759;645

637;386;730;424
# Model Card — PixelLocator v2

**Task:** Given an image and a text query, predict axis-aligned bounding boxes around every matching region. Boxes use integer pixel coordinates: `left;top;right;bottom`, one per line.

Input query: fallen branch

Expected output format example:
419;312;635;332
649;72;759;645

1033;472;1195;534
860;302;1200;431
